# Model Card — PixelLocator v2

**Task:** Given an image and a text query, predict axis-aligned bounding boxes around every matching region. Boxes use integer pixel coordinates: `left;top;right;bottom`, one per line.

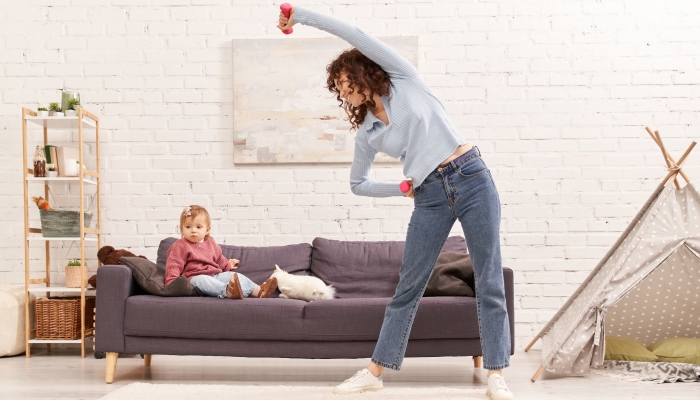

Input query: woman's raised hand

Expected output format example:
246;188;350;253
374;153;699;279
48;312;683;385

277;6;295;32
401;180;415;198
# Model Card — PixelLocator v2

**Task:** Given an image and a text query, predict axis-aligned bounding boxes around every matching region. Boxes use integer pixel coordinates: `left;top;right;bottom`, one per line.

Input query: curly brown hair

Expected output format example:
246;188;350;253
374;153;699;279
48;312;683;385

325;48;391;131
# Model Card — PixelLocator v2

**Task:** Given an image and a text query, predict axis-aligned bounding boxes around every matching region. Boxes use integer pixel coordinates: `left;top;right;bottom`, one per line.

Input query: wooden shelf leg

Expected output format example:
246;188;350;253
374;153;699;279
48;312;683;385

524;335;539;352
144;354;152;367
531;366;545;382
105;352;118;384
473;356;482;368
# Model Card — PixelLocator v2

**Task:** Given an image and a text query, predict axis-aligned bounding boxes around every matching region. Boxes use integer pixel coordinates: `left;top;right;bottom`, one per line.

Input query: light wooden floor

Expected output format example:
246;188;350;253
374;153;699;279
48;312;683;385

0;348;697;399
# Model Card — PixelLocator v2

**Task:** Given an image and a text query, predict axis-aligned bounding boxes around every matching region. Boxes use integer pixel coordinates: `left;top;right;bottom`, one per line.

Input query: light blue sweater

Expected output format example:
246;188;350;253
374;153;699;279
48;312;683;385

294;7;467;197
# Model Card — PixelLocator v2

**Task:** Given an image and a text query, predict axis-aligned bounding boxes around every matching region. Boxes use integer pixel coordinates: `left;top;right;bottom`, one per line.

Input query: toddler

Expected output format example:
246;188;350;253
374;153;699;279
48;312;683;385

165;205;277;299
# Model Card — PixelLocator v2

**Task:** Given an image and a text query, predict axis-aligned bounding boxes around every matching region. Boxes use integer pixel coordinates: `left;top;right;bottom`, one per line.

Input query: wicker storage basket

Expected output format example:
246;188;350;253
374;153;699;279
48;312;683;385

34;296;96;340
65;265;88;288
39;209;92;237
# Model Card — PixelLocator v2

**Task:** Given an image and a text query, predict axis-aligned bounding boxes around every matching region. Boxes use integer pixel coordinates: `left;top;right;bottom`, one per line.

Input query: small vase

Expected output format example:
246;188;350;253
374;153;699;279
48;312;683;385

33;145;47;177
47;171;58;177
37;111;48;117
64;159;79;176
54;112;65;117
65;110;77;117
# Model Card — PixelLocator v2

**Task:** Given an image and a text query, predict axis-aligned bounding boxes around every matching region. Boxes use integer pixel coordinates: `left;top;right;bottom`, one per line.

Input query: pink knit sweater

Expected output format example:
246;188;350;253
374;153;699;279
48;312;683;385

165;237;230;286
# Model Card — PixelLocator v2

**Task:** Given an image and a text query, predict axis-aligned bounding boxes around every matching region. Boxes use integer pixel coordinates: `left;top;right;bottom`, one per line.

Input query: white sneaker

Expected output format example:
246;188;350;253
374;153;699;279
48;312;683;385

487;373;514;400
333;368;384;395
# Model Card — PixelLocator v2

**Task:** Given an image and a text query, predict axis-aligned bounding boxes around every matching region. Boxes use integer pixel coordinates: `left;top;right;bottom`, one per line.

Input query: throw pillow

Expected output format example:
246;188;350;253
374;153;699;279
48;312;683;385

647;337;700;365
604;336;659;362
120;257;197;297
424;251;475;297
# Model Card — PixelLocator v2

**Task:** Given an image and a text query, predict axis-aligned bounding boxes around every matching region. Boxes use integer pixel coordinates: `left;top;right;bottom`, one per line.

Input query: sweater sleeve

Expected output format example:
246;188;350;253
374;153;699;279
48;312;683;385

209;238;231;272
349;132;405;197
293;7;418;80
165;241;187;286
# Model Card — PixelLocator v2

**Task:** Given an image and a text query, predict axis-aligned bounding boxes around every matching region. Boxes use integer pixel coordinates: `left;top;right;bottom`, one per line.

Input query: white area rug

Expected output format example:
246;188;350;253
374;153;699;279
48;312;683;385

100;383;488;400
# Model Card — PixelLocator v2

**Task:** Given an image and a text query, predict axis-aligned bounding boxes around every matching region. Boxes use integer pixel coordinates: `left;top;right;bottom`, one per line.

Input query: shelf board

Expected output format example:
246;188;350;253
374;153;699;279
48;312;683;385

26;175;97;185
27;236;98;242
29;337;93;344
27;286;95;293
25;116;96;130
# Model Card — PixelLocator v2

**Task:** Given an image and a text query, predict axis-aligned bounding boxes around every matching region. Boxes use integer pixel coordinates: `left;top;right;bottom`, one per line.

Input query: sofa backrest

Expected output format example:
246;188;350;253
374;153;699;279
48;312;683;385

310;236;467;299
156;237;313;285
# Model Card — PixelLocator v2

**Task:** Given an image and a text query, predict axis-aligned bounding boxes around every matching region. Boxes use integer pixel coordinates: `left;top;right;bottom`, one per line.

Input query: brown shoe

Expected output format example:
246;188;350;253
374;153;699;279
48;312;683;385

226;273;244;299
257;277;278;298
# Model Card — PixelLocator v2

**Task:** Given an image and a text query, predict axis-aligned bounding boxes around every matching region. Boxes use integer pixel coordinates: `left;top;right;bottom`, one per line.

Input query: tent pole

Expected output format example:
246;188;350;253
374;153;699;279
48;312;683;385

660;141;696;187
646;127;681;188
524;335;539;352
531;366;545;382
654;130;693;185
645;127;693;184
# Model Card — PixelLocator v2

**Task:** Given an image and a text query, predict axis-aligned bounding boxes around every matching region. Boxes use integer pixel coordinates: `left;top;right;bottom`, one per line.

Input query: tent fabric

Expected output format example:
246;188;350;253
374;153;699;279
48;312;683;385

538;183;700;374
607;246;700;346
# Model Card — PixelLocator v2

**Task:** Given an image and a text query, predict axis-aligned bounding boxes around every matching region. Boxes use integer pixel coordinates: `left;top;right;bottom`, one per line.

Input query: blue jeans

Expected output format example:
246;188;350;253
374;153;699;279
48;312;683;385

371;146;510;371
189;271;257;298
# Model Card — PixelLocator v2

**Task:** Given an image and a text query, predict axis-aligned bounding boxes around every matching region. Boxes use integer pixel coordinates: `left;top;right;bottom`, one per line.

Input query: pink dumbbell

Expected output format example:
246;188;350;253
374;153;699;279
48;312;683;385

400;181;411;193
280;3;293;35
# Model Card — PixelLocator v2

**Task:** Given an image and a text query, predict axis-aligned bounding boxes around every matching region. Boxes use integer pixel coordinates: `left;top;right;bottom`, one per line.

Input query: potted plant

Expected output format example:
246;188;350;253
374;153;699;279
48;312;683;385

47;165;58;177
65;98;80;117
37;107;49;117
49;102;63;117
65;258;87;288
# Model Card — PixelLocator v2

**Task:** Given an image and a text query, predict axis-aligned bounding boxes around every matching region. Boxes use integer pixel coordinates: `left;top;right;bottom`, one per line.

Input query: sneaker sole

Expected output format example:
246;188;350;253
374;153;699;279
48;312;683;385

486;389;514;400
332;385;383;395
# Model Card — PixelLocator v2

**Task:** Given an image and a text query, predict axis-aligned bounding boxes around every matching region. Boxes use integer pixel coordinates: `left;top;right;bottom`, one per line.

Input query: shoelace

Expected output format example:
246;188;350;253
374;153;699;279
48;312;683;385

344;370;367;384
491;376;509;391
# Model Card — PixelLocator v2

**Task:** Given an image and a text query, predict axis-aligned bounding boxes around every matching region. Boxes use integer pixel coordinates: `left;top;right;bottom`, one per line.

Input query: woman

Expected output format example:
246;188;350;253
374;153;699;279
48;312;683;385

278;7;514;400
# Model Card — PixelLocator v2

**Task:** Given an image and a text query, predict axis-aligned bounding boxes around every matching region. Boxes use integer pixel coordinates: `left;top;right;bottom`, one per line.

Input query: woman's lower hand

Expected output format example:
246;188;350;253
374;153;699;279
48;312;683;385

277;7;295;32
229;259;240;269
402;180;415;198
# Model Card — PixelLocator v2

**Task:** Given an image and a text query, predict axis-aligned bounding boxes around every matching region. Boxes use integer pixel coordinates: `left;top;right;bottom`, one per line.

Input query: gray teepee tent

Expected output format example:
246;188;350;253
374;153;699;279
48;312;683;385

526;128;699;381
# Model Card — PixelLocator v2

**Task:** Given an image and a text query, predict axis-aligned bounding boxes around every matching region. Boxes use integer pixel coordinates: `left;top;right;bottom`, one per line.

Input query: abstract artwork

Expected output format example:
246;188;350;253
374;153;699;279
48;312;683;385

233;36;418;164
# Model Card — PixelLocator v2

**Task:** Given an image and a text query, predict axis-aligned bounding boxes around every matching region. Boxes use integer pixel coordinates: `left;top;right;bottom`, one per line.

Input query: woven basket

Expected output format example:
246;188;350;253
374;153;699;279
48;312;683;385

39;209;92;237
65;265;87;288
34;296;96;340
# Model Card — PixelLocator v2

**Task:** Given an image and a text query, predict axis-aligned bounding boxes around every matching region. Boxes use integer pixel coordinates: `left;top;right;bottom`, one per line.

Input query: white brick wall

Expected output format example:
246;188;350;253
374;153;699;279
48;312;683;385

1;0;699;351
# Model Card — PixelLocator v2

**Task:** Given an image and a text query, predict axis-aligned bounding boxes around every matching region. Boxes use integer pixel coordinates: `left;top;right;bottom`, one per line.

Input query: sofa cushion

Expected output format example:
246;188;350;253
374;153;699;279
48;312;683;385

310;236;467;298
156;237;313;286
124;296;306;341
302;296;480;341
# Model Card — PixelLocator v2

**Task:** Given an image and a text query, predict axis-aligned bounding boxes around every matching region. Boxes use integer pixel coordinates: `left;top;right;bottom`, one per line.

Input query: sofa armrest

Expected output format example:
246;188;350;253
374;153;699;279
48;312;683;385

502;267;515;355
96;265;141;353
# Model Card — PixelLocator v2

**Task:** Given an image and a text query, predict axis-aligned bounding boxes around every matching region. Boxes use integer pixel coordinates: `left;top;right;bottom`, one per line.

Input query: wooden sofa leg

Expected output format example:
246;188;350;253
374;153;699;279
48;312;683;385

473;356;482;368
105;352;118;384
144;354;152;367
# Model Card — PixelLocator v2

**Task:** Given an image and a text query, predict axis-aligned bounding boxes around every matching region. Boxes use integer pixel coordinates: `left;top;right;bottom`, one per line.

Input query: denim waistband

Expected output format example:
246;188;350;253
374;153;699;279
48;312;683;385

426;146;481;179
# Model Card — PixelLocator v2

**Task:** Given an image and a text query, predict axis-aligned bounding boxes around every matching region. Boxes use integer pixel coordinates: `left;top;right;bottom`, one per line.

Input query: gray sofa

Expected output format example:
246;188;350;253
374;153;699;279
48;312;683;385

96;236;514;383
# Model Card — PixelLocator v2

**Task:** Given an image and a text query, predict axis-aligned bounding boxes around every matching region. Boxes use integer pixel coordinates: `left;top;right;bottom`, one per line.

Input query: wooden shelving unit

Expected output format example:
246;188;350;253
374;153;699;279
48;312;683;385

22;107;101;358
